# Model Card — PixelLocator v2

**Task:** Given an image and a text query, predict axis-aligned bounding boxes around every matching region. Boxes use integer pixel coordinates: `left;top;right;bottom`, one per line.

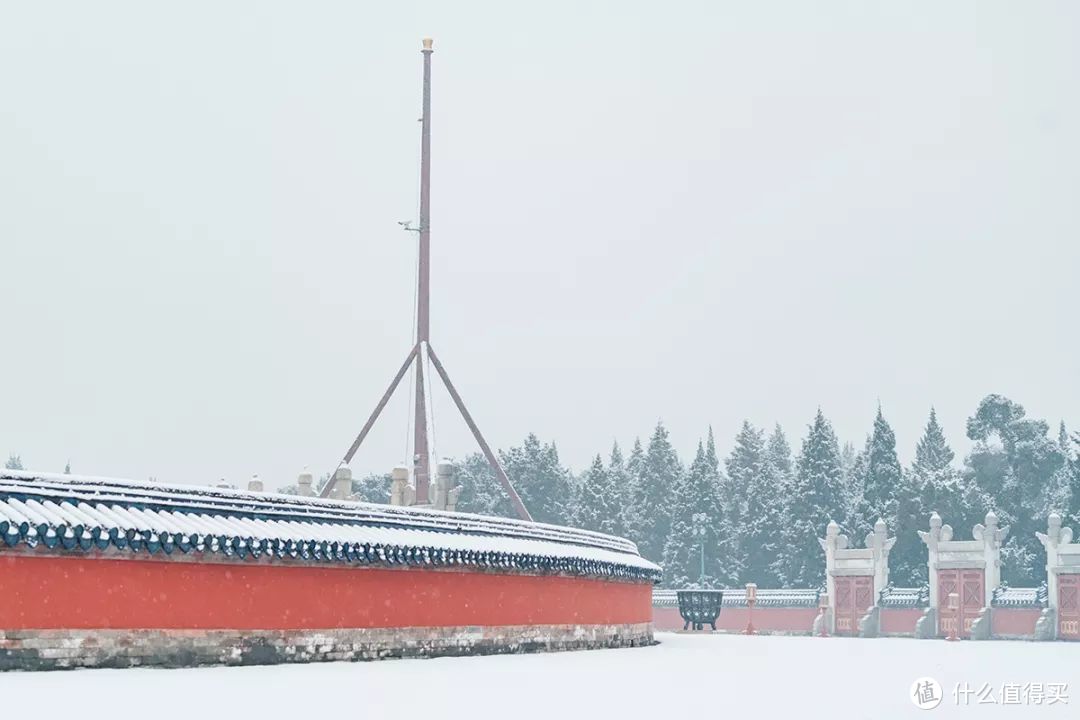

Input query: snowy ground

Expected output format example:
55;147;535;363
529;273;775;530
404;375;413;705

2;633;1077;718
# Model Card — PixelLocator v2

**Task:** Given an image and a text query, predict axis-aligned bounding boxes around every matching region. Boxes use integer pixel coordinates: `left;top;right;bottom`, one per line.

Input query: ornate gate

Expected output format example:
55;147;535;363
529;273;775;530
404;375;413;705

1060;574;1080;640
834;575;874;636
938;569;984;638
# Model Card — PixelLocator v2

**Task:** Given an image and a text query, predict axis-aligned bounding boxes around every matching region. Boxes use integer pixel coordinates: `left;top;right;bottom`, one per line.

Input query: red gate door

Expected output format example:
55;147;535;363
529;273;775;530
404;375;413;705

938;568;984;638
1059;574;1080;640
834;576;873;636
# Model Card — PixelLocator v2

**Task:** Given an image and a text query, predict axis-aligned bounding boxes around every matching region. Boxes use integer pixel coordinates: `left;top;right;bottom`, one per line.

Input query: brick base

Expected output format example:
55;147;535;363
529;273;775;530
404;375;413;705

0;623;654;671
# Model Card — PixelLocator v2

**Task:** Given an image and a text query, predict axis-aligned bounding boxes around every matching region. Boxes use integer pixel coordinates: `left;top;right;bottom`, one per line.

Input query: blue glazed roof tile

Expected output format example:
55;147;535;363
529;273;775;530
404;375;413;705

0;471;660;583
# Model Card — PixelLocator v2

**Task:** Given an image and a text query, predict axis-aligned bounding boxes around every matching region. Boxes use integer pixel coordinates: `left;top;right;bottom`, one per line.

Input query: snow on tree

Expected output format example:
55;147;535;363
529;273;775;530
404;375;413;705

1042;421;1075;519
500;434;573;525
352;472;392;504
839;441;856;481
624;436;645;523
772;409;846;588
625;421;682;563
662;439;729;588
839;437;869;533
724;421;770;585
450;452;514;517
849;407;904;541
605;441;631;537
1069;430;1080;526
964;394;1067;584
765;425;795;492
848;408;923;583
5;455;23;470
705;425;719;470
911;408;980;530
575;454;623;536
742;424;794;588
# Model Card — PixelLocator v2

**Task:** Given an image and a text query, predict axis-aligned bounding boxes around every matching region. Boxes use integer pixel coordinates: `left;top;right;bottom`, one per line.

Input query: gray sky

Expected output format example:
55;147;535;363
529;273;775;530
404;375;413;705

2;1;1078;489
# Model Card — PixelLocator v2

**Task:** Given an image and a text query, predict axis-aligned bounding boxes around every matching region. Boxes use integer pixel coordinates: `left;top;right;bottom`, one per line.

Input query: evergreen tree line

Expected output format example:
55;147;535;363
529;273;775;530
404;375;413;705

12;391;1073;590
345;393;1078;590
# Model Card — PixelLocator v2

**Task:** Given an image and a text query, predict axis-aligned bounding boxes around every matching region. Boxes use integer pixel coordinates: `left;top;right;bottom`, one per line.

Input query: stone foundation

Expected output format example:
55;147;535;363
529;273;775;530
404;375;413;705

0;622;654;671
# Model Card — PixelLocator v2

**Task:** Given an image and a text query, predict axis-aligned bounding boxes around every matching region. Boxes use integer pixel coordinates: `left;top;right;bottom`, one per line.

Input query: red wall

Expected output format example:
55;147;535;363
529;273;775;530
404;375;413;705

0;554;652;631
653;607;682;630
992;608;1041;638
653;606;817;634
880;608;922;635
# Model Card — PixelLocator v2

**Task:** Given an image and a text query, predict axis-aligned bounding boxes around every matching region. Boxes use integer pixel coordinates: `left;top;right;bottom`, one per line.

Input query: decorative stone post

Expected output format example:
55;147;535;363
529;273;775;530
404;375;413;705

1036;513;1078;640
329;466;352;501
868;518;895;601
917;511;949;637
247;474;264;493
432;461;453;511
974;511;1009;606
818;520;844;634
431;461;462;512
390;466;414;507
819;518;895;637
296;470;314;497
447;483;462;512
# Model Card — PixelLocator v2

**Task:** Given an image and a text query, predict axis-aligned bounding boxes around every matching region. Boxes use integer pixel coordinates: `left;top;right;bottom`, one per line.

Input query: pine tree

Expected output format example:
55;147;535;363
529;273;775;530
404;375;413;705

859;408;925;585
500;434;573;525
1069;432;1080;526
575;454;623;536
913;409;954;479
4;455;23;471
765;425;795;493
840;441;857;491
1043;422;1075;518
773;409;845;588
705;426;719;470
724;421;768;585
750;425;793;587
912;408;972;526
662;440;729;587
851;408;903;541
606;441;631;537
844;440;869;531
625;421;682;563
455;452;515;517
627;437;645;480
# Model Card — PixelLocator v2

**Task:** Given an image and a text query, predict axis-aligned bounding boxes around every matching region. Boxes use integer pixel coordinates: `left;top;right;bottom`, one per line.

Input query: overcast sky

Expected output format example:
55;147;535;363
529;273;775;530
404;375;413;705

2;1;1077;489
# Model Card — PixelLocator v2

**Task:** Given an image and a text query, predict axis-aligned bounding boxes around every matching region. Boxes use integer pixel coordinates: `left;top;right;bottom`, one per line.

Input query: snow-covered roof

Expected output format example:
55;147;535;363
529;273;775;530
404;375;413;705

0;471;660;582
653;589;679;607
653;587;820;608
878;586;930;608
991;585;1047;608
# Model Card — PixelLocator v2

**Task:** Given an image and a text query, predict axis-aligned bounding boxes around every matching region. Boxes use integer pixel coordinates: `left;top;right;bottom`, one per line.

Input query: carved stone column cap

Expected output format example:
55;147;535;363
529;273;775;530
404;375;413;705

1040;513;1074;547
930;512;942;529
391;466;409;482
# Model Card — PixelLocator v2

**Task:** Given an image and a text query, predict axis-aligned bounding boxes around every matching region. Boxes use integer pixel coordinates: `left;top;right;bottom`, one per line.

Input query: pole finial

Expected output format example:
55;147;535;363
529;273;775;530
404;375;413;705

422;38;433;51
